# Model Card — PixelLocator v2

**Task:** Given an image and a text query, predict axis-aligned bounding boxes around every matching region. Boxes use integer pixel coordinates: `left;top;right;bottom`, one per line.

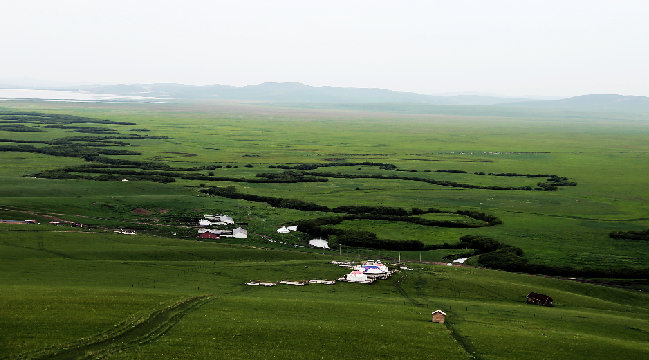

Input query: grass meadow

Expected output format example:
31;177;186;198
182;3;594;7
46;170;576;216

0;228;647;359
0;100;648;358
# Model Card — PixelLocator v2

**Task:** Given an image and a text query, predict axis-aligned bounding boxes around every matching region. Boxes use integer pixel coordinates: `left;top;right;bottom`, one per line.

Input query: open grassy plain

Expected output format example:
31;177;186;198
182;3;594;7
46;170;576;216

1;100;648;358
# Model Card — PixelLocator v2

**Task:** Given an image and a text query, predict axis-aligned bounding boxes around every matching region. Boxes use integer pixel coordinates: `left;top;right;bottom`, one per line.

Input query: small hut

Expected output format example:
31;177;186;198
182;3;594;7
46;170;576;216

526;292;553;306
432;310;446;323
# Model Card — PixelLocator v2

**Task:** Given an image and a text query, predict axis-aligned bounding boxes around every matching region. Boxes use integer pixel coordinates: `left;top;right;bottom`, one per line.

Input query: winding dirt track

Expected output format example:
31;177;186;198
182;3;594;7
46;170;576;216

33;296;212;360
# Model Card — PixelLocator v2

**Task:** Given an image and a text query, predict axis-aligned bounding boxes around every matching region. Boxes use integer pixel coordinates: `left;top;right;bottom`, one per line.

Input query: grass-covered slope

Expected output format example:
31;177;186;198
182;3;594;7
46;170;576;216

0;227;647;359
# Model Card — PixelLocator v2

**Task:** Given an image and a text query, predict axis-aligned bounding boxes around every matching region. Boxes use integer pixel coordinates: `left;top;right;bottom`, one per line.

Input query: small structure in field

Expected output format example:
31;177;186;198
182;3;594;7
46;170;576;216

200;214;235;226
526;292;553;306
232;227;247;238
121;179;129;182
114;229;136;235
277;226;290;234
345;271;373;283
309;238;329;249
204;214;234;224
287;225;298;231
432;310;446;323
198;232;220;240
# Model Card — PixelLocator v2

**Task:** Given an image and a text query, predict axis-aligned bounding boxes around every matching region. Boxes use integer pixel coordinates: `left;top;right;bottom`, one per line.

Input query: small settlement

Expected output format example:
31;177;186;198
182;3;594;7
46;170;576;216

197;214;247;240
246;259;394;287
277;225;298;233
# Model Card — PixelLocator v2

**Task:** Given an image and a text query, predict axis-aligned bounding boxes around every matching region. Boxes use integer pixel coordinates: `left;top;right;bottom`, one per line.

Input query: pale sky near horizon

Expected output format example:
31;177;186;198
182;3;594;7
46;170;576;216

1;0;648;97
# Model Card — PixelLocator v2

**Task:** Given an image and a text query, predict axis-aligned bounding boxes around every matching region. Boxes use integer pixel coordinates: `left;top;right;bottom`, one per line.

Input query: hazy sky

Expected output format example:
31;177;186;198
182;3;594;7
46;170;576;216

2;0;648;96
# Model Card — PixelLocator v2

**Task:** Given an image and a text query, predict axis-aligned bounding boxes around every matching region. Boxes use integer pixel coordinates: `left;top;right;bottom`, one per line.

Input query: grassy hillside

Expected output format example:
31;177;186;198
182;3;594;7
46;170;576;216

0;227;647;359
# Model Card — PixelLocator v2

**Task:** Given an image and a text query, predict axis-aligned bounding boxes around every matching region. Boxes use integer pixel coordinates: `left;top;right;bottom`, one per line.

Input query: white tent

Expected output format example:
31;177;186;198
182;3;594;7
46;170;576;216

277;226;290;234
346;271;368;283
308;238;329;249
219;215;235;224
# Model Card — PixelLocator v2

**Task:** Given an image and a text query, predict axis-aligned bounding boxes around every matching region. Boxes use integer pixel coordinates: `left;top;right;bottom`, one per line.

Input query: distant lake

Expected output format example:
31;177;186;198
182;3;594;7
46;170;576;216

0;88;164;102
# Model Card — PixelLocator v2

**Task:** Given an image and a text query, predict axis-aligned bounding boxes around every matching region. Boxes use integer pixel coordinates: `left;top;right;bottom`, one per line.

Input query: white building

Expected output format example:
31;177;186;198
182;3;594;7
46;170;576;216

233;227;247;238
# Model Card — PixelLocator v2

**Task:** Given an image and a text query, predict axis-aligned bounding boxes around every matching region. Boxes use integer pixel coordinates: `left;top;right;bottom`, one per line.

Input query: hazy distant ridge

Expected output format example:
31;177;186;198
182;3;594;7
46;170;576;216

80;82;532;105
504;94;649;112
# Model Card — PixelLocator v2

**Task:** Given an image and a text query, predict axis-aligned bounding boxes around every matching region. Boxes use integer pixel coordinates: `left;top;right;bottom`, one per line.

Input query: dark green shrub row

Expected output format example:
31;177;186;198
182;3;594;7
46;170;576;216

464;234;649;279
201;186;329;212
0;124;43;132
44;124;119;134
0;144;140;158
35;170;175;183
486;172;552;177
295;217;426;251
202;186;495;230
254;170;328;183
546;175;578;186
436;169;467;173
455;210;502;225
0;111;136;125
307;171;535;191
270;161;398;171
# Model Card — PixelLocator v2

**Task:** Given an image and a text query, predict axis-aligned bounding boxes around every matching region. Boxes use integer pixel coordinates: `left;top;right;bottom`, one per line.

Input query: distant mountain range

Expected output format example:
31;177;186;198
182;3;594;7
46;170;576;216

504;94;649;112
78;82;532;106
2;81;649;111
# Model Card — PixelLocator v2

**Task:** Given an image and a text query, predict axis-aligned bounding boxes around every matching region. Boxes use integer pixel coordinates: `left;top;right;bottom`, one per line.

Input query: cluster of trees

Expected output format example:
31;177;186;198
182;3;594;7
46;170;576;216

610;229;649;241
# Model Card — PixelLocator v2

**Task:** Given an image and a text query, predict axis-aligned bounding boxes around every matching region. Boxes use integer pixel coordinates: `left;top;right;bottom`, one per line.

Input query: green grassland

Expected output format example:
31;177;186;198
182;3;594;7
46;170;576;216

1;101;648;271
0;227;647;359
1;100;649;358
